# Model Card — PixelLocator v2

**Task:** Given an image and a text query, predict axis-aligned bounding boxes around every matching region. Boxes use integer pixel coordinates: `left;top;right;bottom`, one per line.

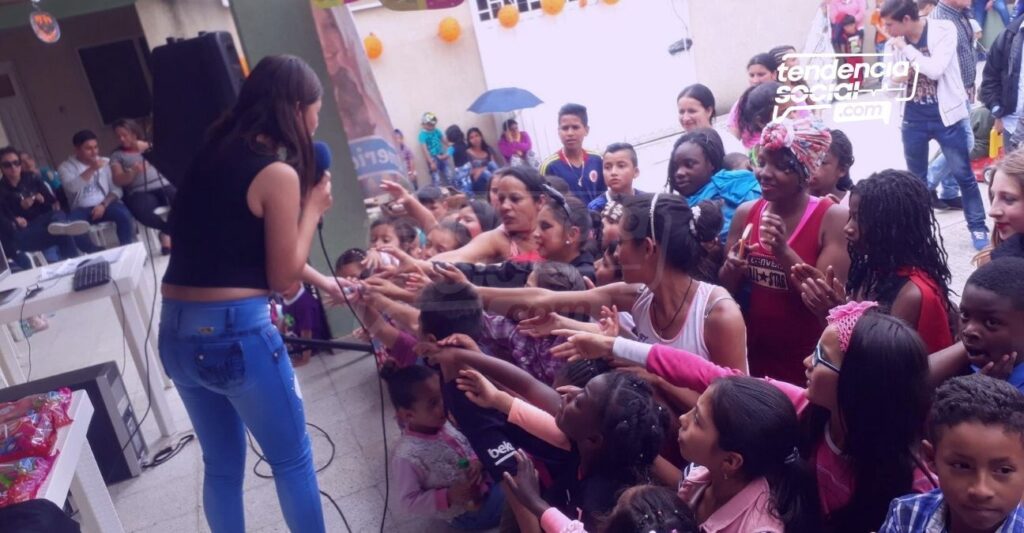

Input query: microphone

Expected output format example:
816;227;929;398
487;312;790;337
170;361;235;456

313;141;331;229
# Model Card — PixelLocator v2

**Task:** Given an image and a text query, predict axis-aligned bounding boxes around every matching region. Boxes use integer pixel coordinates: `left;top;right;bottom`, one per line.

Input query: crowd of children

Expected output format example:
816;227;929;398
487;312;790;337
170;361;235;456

279;4;1024;530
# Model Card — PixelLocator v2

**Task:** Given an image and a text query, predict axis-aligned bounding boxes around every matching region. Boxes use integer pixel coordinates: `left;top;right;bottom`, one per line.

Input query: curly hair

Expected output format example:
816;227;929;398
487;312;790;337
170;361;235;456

827;129;855;192
847;170;954;323
929;374;1024;443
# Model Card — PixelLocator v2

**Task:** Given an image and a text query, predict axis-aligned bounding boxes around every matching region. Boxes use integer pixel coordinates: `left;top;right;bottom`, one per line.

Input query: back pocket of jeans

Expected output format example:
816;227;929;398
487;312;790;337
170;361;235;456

194;341;246;388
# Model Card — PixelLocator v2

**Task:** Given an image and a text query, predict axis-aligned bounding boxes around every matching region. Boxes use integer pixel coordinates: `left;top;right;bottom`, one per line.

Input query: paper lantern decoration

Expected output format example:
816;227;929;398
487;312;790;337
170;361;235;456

540;0;565;15
498;4;520;28
438;17;461;42
364;33;383;59
602;0;619;3
579;0;588;6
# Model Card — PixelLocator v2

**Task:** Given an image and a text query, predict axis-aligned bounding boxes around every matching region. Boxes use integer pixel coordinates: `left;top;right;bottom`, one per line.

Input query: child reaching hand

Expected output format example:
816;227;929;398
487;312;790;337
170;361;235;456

455;367;667;530
880;374;1024;532
381;363;504;529
503;449;698;533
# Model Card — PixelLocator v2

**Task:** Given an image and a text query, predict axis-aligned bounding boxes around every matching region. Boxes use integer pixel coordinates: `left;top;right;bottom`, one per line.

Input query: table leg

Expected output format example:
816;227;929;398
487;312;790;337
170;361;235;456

131;286;172;389
70;439;126;533
0;323;25;385
110;291;175;438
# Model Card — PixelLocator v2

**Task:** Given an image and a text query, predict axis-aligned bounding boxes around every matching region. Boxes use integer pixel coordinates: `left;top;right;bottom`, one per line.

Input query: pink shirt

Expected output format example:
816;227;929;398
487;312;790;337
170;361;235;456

829;0;866;27
679;466;784;533
617;340;935;516
391;421;482;520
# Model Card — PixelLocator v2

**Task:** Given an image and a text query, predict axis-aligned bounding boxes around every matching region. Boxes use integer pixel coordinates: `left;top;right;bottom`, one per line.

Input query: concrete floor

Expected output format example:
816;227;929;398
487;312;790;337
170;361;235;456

5;108;987;531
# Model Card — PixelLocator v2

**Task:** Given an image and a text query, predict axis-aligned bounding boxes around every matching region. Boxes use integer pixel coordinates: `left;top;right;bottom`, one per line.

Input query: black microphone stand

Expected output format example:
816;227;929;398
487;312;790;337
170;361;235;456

282;336;374;353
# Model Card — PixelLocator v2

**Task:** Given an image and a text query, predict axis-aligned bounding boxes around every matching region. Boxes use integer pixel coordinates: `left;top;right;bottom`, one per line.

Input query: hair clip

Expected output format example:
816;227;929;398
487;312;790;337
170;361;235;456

784;446;800;465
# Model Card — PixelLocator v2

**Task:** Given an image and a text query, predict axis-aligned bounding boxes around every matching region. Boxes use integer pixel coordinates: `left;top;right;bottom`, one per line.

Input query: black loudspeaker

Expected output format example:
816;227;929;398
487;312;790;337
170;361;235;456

0;362;146;485
145;31;245;184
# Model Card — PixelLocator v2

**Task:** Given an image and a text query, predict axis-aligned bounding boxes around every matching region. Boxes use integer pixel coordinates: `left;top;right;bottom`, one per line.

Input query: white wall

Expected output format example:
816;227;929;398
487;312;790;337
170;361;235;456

134;0;240;53
351;1;494;188
472;1;697;165
687;0;821;112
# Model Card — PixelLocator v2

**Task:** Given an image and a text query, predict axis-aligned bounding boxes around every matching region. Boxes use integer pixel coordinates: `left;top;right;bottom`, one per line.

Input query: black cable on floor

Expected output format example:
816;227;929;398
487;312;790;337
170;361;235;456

246;422;352;533
316;224;390;533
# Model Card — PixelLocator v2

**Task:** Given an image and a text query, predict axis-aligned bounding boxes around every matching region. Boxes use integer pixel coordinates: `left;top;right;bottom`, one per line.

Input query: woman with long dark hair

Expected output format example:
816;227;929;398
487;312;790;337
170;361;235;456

160;55;334;532
466;127;505;195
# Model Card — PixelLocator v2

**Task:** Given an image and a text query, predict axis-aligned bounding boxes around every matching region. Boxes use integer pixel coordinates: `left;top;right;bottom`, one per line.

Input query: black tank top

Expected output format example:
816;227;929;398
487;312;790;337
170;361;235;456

163;138;279;290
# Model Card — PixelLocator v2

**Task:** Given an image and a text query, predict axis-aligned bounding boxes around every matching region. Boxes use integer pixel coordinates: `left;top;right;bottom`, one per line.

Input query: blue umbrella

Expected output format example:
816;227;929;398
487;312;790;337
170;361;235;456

468;87;543;114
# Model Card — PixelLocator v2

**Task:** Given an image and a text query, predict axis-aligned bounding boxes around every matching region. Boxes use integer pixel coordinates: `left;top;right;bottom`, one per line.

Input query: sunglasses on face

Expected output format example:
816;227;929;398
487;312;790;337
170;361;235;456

0;160;21;170
813;342;841;374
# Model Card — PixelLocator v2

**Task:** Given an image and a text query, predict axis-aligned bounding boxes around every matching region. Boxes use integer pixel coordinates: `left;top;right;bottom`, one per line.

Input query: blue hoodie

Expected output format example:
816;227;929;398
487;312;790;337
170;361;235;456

686;169;762;243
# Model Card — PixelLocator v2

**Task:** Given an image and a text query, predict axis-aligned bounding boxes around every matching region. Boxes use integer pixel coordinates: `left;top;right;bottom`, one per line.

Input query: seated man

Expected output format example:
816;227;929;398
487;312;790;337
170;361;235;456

57;130;134;251
0;146;88;261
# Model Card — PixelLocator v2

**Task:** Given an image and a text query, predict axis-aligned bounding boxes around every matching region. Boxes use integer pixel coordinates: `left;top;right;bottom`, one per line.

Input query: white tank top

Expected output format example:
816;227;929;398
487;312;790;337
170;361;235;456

630;281;725;360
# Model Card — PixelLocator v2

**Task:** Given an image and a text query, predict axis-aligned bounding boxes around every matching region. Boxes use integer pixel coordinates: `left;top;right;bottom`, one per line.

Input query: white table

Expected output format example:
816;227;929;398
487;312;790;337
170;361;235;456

37;390;124;532
0;243;175;439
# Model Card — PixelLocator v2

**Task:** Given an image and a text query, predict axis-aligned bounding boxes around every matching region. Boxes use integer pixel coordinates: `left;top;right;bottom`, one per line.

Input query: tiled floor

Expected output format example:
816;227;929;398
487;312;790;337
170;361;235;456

4;114;987;531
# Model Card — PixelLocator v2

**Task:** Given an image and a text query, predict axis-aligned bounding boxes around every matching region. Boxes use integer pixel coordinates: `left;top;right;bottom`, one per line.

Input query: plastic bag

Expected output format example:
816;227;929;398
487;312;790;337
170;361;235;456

0;413;57;463
0;388;72;428
0;456;54;507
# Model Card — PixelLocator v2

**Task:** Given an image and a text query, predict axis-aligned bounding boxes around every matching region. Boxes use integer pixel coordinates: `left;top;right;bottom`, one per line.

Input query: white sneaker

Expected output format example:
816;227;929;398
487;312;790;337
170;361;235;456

48;220;91;237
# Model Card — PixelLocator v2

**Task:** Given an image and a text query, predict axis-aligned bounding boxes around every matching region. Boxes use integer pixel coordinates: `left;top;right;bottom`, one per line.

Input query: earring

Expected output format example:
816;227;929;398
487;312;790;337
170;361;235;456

565;240;571;245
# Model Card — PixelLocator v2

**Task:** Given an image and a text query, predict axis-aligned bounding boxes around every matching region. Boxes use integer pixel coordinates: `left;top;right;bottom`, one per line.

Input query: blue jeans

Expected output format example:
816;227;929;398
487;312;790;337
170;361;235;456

975;0;1011;27
903;118;987;232
159;297;325;533
69;201;134;251
13;210;80;260
926;117;974;200
449;483;505;530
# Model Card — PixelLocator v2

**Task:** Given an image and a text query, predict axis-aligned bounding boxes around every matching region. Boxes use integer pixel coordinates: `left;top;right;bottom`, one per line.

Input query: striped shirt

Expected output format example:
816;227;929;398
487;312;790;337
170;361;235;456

879;489;1024;532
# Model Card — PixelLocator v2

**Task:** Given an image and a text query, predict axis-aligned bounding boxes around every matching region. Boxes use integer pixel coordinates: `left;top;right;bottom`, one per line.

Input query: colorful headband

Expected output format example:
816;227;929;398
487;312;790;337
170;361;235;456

601;201;624;224
761;118;832;176
826;301;879;353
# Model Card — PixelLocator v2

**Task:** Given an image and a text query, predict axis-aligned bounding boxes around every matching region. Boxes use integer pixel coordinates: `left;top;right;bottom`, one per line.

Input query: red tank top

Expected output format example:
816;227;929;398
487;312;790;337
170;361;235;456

744;196;833;384
897;267;954;353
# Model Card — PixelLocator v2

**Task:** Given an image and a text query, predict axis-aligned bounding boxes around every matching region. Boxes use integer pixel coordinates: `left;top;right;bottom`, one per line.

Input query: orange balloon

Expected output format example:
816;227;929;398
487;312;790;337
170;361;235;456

498;4;520;28
364;33;382;60
438;17;461;43
540;0;565;15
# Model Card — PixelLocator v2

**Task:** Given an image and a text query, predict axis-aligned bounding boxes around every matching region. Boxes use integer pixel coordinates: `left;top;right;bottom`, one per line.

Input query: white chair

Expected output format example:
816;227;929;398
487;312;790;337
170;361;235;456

141;206;170;256
88;222;119;249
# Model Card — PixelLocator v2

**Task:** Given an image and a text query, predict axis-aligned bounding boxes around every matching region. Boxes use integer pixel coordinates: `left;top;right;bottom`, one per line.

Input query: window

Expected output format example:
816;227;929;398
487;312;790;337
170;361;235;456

477;0;578;22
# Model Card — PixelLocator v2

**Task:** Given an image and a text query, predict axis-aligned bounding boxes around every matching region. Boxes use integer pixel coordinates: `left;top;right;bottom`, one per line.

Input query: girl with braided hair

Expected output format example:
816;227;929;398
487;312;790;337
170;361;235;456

554;300;937;533
796;169;956;353
720;118;849;385
455;368;669;531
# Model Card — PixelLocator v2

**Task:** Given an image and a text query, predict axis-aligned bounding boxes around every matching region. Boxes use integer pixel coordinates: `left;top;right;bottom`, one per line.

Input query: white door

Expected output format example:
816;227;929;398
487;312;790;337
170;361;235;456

0;62;51;166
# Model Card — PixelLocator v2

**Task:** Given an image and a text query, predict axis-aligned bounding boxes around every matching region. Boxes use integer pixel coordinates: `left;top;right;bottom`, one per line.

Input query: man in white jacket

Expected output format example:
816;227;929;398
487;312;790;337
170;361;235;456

882;0;989;250
57;130;134;250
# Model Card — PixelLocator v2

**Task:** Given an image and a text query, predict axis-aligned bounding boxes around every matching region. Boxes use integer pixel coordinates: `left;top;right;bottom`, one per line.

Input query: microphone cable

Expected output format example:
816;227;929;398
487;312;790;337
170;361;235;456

315;221;390;533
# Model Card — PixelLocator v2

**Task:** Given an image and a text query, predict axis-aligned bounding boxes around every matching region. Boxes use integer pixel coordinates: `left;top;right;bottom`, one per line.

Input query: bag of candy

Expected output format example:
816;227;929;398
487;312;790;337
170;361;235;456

0;456;54;507
0;388;72;428
0;413;57;462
